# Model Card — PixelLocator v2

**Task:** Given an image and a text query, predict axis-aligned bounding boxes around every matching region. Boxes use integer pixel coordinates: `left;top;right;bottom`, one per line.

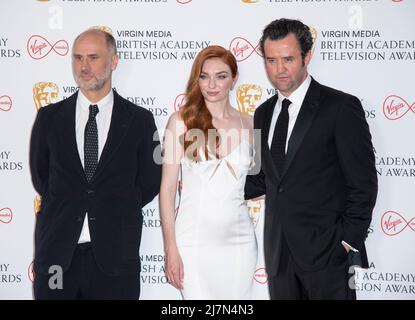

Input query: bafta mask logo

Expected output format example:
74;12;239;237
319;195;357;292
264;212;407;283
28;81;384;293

246;199;262;228
89;25;113;35
34;195;42;215
236;84;263;115
33;82;59;111
310;26;318;57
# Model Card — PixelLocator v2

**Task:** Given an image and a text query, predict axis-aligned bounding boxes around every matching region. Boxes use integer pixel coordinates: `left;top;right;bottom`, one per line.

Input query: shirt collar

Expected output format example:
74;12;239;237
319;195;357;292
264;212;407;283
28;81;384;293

77;89;114;112
278;74;311;107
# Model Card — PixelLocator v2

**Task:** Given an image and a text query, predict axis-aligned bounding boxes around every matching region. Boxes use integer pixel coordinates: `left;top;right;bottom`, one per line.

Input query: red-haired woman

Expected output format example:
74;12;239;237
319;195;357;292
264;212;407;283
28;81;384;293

160;45;258;299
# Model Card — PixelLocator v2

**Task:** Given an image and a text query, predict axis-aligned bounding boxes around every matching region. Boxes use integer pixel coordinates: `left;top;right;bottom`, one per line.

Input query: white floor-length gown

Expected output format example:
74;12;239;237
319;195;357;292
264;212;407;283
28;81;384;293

175;129;258;300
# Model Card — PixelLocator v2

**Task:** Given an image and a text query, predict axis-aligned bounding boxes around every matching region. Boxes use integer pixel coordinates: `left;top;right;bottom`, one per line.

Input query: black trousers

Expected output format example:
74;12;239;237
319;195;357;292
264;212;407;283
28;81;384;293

33;243;140;300
268;236;356;300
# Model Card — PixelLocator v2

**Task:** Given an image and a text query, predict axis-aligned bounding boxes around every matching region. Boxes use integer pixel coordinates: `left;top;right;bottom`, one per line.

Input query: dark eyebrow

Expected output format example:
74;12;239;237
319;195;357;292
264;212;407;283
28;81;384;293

200;70;230;76
72;53;99;58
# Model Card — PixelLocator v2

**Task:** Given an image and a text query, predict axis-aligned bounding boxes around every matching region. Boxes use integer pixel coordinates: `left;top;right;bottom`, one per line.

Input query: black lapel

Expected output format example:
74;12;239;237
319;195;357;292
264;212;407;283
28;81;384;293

93;89;133;181
260;94;281;180
58;91;86;182
281;78;321;178
262;93;279;145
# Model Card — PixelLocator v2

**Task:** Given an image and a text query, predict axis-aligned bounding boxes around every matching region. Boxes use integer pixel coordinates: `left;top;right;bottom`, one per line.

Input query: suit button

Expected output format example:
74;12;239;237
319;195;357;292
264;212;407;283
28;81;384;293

76;217;83;223
86;189;94;194
278;187;284;193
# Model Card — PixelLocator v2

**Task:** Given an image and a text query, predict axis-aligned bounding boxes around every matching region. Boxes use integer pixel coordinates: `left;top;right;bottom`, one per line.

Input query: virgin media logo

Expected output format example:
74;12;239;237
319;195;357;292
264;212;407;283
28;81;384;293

381;211;415;236
383;95;414;120
229;37;262;62
28;261;35;282
173;93;186;111
253;267;268;284
0;207;13;224
27;35;69;60
0;95;12;112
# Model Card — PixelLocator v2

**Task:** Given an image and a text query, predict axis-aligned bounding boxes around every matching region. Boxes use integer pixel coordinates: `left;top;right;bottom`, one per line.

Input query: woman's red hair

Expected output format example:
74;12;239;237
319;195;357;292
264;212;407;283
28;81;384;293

180;45;238;160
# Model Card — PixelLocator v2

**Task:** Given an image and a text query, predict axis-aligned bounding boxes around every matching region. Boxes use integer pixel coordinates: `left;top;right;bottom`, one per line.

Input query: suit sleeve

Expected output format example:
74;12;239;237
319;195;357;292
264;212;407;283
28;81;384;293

245;169;266;200
29;108;50;196
138;112;162;207
244;108;266;200
335;95;378;248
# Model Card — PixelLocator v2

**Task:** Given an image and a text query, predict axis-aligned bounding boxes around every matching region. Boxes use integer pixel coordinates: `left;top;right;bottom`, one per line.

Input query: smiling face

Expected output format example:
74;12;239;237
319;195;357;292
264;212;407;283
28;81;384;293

72;31;118;99
198;57;237;104
263;33;310;97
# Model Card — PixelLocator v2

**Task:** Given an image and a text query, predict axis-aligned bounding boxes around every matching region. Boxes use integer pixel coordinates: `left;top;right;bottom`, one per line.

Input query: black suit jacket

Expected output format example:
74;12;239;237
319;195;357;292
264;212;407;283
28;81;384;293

30;90;161;276
245;78;377;276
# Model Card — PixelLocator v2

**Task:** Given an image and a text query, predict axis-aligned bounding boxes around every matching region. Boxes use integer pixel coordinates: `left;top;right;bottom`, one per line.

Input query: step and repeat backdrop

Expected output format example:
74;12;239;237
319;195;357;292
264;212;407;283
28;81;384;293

0;0;414;300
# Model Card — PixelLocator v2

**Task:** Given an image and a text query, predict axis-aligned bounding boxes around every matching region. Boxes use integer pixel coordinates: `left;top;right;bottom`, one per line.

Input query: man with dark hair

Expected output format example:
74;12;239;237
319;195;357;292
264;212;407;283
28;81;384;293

259;18;313;61
245;18;377;299
30;29;161;299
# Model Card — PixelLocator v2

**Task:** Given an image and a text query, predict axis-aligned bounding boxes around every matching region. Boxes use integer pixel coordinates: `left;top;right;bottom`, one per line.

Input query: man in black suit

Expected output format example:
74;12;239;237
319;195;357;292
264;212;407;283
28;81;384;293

29;28;161;299
245;19;378;299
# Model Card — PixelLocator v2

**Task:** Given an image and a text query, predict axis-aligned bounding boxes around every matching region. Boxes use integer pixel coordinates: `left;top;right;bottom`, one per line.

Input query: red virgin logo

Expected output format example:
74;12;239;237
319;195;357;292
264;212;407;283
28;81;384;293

381;211;415;236
27;35;69;60
0;95;12;112
229;37;262;62
174;93;186;112
28;261;35;282
0;207;13;224
382;95;414;120
253;267;268;284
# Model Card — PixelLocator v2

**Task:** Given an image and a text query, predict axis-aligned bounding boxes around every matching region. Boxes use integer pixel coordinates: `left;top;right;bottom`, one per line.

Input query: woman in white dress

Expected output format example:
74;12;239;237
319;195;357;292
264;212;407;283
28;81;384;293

159;45;257;299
